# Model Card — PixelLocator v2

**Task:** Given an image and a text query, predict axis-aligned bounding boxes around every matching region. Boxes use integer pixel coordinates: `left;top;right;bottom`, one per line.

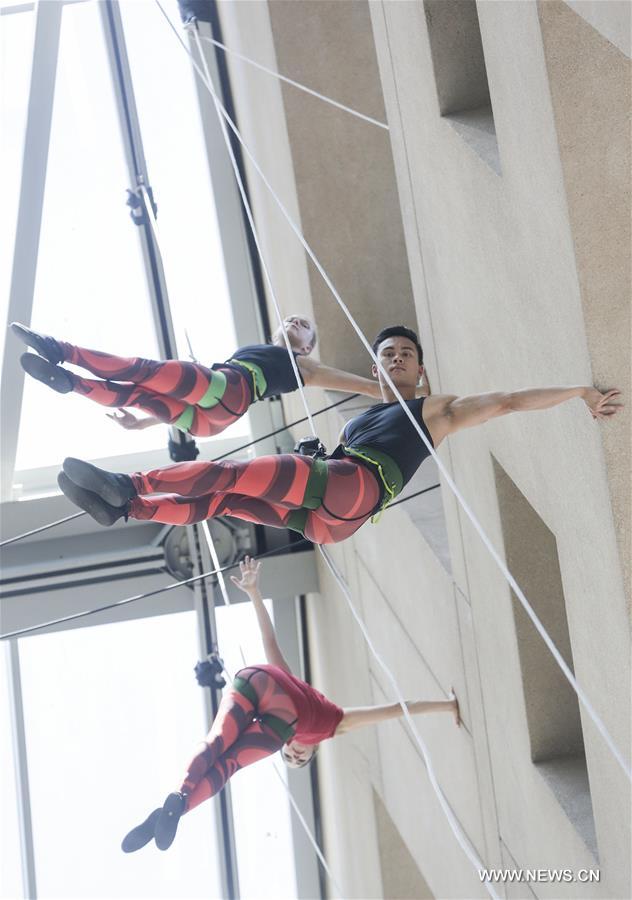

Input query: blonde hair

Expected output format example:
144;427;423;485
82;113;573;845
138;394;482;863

271;317;317;353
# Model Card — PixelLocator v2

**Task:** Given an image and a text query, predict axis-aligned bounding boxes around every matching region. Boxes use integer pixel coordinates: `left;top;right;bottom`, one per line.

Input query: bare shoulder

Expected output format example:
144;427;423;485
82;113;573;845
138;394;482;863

296;355;317;382
296;355;316;371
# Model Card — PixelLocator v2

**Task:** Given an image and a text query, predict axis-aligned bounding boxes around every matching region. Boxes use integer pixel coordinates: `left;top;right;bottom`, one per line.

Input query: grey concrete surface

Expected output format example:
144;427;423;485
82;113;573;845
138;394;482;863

218;0;630;896
564;0;632;57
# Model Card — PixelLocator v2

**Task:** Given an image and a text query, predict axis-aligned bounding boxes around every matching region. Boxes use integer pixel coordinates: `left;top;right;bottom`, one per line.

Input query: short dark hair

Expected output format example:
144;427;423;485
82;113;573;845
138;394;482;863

372;326;423;364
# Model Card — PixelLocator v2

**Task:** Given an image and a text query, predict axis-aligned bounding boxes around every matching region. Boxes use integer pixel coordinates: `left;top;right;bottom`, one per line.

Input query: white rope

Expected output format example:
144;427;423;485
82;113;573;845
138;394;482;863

153;13;521;895
271;759;346;900
199;521;249;669
136;59;339;890
199;34;389;131
193;23;315;437
155;4;316;437
160;24;630;783
320;546;501;900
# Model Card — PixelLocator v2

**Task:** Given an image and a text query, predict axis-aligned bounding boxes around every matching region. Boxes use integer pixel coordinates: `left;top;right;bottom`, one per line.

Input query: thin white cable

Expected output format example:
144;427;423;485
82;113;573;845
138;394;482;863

154;4;316;438
159;22;631;783
199;33;389;131
198;522;248;671
138;84;340;892
194;26;315;437
320;546;500;900
271;759;346;900
201;522;231;606
217;647;344;895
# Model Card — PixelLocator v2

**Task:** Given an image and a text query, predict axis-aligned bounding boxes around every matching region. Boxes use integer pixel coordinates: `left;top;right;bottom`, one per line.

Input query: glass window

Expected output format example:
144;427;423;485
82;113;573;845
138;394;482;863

216;600;298;898
119;0;249;444
19;611;224;899
14;0;165;475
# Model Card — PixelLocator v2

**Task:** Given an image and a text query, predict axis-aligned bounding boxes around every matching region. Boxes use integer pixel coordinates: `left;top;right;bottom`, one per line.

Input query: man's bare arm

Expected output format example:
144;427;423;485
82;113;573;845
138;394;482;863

425;386;622;442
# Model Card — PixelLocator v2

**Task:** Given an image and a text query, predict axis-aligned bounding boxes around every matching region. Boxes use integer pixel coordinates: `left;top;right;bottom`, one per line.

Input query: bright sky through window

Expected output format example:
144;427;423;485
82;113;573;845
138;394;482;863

18;612;225;899
7;0;247;481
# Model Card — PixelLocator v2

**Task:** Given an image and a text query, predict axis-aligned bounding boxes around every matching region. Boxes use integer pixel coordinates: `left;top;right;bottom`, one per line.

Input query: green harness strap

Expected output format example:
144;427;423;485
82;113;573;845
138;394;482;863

286;457;329;535
259;713;296;743
285;447;403;534
173;370;230;432
198;369;227;409
342;444;404;522
227;358;268;401
232;675;258;707
174;406;195;433
232;675;295;742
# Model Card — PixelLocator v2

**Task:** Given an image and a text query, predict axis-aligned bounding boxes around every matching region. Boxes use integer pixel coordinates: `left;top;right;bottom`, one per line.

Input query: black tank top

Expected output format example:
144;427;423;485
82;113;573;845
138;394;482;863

341;398;434;489
225;344;305;399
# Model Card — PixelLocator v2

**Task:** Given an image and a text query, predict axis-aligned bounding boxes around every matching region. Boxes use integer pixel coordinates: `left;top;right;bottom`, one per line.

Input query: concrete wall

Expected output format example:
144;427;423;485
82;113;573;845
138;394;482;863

218;1;630;896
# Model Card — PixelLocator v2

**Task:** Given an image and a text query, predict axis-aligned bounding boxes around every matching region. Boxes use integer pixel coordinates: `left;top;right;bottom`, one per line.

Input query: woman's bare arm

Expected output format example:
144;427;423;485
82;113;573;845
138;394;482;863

107;409;161;430
298;356;381;399
336;696;458;735
230;557;292;674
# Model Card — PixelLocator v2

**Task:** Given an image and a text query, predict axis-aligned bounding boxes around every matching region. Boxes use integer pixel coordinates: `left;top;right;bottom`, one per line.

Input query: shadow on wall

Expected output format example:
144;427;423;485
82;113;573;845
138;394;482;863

493;456;597;859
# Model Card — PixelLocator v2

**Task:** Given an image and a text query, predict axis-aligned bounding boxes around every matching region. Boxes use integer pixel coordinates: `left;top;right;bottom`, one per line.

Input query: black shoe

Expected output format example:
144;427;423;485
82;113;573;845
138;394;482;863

154;792;186;851
57;471;128;527
121;808;161;853
20;353;74;393
11;322;64;364
62;457;137;507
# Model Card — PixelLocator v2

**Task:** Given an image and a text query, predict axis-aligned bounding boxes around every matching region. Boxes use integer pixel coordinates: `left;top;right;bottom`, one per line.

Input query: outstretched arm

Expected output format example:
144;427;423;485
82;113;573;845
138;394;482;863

425;385;622;442
336;695;459;735
230;557;292;674
298;356;381;399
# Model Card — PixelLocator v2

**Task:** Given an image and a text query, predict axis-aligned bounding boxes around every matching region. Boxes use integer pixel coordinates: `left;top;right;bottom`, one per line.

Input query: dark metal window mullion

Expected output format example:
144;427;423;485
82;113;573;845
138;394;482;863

189;523;240;900
99;0;192;457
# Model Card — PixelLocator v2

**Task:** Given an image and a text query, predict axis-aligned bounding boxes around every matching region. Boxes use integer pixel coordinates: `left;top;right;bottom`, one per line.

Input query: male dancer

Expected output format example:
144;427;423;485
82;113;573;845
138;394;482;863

56;325;622;545
11;316;388;437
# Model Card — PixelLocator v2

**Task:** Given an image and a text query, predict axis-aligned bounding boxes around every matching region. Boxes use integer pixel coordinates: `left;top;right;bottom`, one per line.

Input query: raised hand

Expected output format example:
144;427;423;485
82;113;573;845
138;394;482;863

582;388;623;420
230;556;262;594
107;408;152;430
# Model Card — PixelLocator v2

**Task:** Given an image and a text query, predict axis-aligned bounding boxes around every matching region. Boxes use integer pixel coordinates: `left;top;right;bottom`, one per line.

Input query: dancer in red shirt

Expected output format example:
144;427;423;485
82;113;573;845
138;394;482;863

121;557;460;853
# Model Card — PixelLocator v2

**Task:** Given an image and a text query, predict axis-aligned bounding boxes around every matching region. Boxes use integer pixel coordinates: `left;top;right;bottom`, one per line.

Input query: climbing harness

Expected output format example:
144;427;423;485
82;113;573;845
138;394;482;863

225;358;267;402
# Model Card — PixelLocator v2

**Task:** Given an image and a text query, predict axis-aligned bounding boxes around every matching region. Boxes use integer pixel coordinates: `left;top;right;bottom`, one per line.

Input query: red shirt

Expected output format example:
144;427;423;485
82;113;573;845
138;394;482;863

257;664;344;745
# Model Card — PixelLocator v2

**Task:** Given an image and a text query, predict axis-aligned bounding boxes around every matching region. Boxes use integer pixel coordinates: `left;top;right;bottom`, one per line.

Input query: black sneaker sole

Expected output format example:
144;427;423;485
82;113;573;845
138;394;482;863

57;472;125;527
11;322;64;364
121;808;161;853
154;793;185;851
20;353;74;393
62;457;134;507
